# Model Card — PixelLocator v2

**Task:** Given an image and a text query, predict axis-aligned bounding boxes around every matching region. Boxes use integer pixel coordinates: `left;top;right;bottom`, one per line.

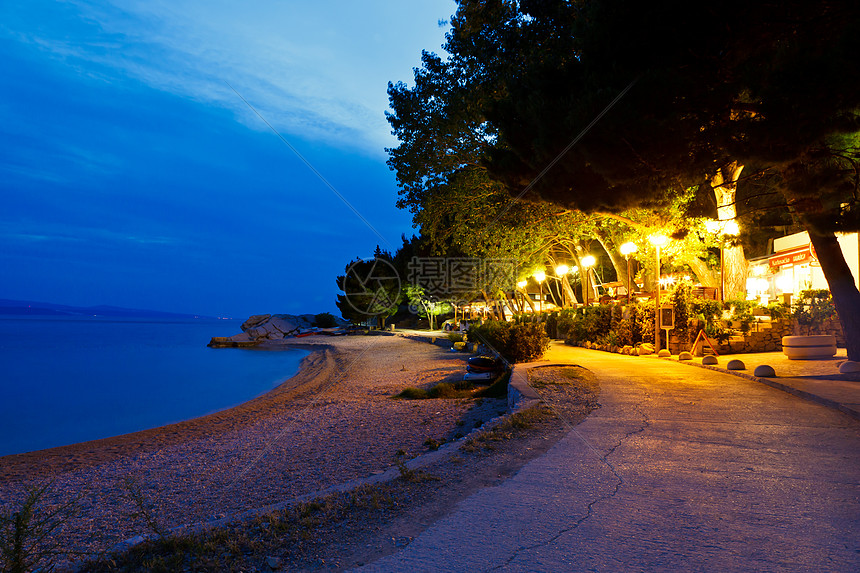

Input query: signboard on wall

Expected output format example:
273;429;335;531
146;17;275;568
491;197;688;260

769;245;817;269
660;306;675;330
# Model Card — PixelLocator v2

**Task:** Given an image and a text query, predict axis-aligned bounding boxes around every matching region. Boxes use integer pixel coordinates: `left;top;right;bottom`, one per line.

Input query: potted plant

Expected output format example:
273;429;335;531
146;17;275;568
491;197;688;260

782;289;838;359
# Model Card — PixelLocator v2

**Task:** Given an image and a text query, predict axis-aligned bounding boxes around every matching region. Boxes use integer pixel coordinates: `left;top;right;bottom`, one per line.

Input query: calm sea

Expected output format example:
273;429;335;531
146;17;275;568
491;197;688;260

0;317;309;457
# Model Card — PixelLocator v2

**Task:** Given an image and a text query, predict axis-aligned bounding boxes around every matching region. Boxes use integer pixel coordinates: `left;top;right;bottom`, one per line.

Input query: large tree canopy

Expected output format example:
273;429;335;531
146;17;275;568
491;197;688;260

434;0;860;358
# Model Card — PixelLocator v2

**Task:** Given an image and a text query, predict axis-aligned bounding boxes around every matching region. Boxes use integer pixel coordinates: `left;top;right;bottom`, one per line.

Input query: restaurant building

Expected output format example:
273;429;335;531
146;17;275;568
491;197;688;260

746;231;860;304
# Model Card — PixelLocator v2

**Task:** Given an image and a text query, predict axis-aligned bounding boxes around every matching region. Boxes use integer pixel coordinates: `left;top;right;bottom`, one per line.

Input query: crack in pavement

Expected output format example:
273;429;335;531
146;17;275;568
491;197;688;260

487;384;652;572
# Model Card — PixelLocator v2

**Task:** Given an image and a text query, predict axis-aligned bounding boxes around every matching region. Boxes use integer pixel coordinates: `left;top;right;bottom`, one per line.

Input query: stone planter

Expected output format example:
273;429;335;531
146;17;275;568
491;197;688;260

781;335;837;360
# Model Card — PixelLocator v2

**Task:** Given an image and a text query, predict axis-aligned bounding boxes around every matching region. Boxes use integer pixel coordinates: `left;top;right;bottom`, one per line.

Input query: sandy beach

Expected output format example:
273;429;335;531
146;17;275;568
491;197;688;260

0;334;504;563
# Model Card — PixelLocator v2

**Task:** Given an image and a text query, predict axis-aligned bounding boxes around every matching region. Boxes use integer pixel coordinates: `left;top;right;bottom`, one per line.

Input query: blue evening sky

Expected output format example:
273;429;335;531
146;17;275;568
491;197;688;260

1;0;453;318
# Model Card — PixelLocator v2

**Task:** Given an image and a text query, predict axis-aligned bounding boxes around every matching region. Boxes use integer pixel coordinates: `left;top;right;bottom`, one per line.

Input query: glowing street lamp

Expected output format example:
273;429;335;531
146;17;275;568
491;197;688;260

533;271;546;313
619;242;638;305
580;255;596;306
648;234;669;352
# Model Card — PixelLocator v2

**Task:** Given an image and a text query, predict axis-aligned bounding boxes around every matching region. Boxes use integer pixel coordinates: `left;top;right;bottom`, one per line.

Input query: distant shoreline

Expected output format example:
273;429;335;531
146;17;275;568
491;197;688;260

0;298;222;320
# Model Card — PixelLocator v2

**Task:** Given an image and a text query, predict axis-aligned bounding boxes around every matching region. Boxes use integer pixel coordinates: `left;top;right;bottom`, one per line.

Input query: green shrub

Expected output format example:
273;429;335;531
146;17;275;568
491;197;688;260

792;289;837;335
690;298;722;323
610;304;622;332
632;300;655;345
671;282;691;335
313;312;339;328
468;321;549;363
562;305;613;343
615;316;634;346
507;323;551;362
544;312;559;339
447;332;464;343
556;308;577;339
766;301;790;320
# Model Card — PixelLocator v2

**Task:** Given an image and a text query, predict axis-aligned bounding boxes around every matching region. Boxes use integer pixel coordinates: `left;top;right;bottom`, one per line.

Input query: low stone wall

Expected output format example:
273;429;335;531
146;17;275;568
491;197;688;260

813;317;846;346
714;319;792;354
668;317;845;355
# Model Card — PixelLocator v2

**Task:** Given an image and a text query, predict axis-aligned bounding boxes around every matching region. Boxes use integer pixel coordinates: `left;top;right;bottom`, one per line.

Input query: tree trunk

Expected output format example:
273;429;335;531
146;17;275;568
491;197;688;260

547;283;562;308
561;276;579;305
589;268;599;302
711;162;748;300
547;252;580;307
517;287;537;313
509;292;520;314
573;245;600;304
807;230;860;361
480;289;502;320
594;224;627;286
683;256;719;288
499;290;514;320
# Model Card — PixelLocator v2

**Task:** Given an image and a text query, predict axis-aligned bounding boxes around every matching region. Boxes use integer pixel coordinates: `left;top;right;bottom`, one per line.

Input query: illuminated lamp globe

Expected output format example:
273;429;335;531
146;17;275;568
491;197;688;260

581;255;596;269
517;280;528;289
533;271;546;283
648;234;669;247
619;242;638;256
555;264;570;276
723;220;740;236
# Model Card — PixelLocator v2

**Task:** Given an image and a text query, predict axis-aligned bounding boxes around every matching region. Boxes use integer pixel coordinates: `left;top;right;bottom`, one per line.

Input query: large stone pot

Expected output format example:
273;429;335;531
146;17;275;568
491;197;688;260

781;335;837;360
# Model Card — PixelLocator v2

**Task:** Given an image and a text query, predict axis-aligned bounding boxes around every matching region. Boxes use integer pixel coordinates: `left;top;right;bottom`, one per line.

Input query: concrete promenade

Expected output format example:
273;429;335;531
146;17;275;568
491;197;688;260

361;344;860;572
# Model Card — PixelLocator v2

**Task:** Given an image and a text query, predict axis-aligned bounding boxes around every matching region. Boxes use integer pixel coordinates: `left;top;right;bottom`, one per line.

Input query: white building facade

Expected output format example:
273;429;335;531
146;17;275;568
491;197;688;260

746;231;860;304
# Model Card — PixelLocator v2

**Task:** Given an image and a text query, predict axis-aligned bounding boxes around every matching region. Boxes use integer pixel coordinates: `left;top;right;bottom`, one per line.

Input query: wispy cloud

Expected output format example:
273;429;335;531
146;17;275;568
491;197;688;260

4;0;451;156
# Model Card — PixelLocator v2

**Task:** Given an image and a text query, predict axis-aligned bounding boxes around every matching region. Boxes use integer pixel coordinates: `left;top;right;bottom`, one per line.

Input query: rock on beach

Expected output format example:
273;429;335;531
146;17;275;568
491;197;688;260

209;313;317;347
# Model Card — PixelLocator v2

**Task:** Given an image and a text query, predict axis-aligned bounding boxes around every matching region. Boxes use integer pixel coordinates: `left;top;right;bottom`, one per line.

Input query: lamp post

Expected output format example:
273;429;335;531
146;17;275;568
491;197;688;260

554;264;569;308
648;234;669;352
580;256;596;306
533;271;546;314
619;242;638;305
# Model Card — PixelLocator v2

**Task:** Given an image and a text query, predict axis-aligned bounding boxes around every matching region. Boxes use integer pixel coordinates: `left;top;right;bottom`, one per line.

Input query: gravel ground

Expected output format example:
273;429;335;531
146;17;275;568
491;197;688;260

0;335;507;568
76;362;601;572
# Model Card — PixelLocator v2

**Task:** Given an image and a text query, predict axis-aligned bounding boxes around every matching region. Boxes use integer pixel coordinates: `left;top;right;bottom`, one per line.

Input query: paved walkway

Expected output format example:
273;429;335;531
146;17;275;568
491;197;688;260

360;345;860;572
665;347;860;420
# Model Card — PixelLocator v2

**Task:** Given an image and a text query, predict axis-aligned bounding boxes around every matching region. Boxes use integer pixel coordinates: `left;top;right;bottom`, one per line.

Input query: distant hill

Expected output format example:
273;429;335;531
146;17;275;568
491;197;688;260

0;299;217;320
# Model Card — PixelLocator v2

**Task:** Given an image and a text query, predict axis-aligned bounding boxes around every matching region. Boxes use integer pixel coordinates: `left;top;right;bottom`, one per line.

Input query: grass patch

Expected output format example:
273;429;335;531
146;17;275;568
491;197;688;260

528;366;590;389
395;381;475;400
395;387;428;399
475;369;511;398
82;484;399;572
461;406;554;453
0;483;81;573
